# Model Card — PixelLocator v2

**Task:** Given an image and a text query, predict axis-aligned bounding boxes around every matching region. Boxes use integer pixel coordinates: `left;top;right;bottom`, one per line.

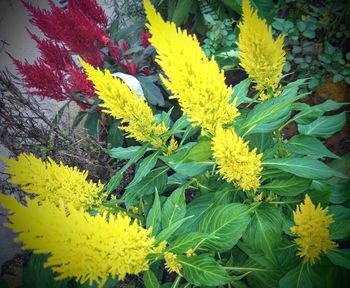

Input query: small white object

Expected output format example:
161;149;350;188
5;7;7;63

112;72;143;97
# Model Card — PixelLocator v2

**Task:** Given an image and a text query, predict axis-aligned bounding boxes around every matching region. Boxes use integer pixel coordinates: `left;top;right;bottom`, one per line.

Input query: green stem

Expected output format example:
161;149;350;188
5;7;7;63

171;275;182;288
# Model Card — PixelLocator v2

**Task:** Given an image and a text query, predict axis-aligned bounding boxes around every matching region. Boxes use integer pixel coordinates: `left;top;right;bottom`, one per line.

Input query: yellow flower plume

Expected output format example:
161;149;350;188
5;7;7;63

290;194;337;265
237;0;285;100
1;153;103;209
164;252;182;275
80;58;168;147
144;0;239;134
0;194;155;287
212;127;262;191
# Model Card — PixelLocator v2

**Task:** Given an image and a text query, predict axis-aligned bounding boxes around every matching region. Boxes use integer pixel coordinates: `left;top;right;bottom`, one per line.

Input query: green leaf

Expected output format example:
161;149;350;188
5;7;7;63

160;139;213;177
246;133;274;153
161;186;186;228
287;135;340;159
72;111;87;128
296;21;306;32
178;255;230;286
237;88;305;135
230;78;252;106
243;205;283;263
279;263;320;288
146;190;161;234
108;146;144;159
127;151;159;187
115;23;144;40
107;119;123;148
22;254;68;288
143;270;160;288
170;115;190;135
329;183;350;204
298;112;346;138
155;216;193;244
124;167;169;208
329;205;350;240
168;232;211;254
303;29;316;39
326;249;350;270
333;74;344;83
169;0;194;25
84;112;100;139
105;145;148;193
261;176;311;196
199;203;252;252
138;76;165;106
263;158;347;180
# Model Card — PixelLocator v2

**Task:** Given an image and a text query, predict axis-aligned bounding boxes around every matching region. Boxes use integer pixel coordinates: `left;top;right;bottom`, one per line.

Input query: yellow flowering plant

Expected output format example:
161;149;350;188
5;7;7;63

1;0;349;287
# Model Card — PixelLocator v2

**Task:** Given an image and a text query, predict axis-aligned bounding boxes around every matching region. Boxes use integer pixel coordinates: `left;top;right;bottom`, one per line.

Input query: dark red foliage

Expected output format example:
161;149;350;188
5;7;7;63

125;61;138;76
143;67;151;76
141;30;151;47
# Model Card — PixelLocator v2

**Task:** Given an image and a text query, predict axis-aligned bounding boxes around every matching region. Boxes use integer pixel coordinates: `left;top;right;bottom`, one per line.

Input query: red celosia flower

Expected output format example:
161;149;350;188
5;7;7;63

141;30;151;47
22;0;110;67
68;66;95;98
69;0;108;27
9;54;70;101
27;29;73;71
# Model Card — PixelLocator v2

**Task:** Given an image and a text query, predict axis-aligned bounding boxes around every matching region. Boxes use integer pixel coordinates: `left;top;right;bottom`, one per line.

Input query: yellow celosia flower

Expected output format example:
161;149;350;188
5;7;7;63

290;195;338;265
1;153;103;209
186;248;196;257
164;252;182;275
254;193;263;202
153;240;167;253
165;136;178;156
237;0;285;100
0;194;155;287
143;0;239;134
212;127;262;191
80;58;168;147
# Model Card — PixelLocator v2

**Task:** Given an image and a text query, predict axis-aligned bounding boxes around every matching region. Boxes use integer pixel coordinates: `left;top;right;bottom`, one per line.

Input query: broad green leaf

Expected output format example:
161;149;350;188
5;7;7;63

22;254;68;288
161;186;186;228
108;146;144;159
199;203;252;252
168;232;211;254
246;133;274;153
160;139;213;176
326;249;350;270
175;194;215;235
329;205;350;240
170;115;190;135
287;135;339;159
263;158;347;180
230;78;251;106
169;0;194;25
278;263;320;288
261;176;311;196
243;205;283;263
146;190;161;234
143;270;160;288
237;89;305;135
329;183;350;204
298;112;346;139
115;23;144;40
139;76;165;106
155;216;192;244
84;112;100;139
178;255;230;286
124;166;169;208
105;145;148;193
176;190;233;235
127;151;159;187
107;119;123;148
